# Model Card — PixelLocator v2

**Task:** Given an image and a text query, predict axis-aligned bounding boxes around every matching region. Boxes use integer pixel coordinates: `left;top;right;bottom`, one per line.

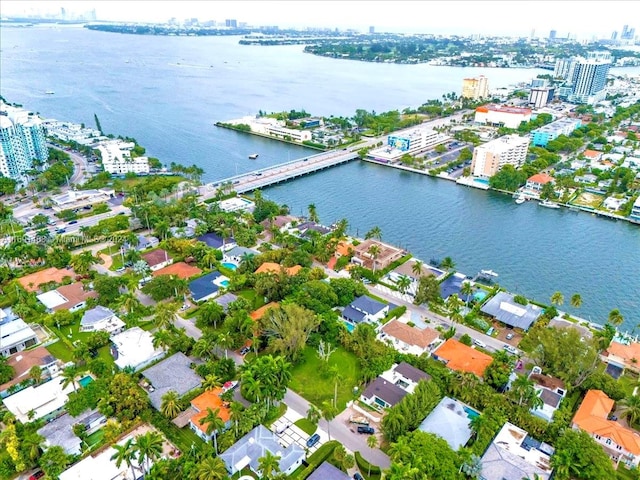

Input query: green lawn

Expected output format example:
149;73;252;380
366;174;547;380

294;418;317;435
290;346;361;409
238;289;265;310
48;322;115;366
47;340;75;362
86;428;105;448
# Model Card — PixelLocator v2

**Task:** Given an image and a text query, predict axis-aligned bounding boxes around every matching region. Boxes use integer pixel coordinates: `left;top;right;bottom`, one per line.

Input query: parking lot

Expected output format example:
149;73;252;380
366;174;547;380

270;409;329;455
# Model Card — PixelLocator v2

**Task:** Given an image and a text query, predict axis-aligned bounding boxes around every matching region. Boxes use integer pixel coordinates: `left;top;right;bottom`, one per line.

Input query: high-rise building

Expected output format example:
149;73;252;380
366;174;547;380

225;19;237;28
567;51;611;104
549;30;557;40
369;26;375;34
0;104;48;183
553;58;576;80
531;78;548;88
611;31;618;41
461;75;489;100
470;135;529;178
621;24;636;40
528;87;555;108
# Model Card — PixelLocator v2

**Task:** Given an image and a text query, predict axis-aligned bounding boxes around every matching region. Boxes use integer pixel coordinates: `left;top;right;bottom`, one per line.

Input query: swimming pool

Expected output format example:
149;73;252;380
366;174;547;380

474;178;490;185
463;405;480;420
79;375;94;388
220;279;230;288
221;262;237;271
474;290;488;301
343;321;355;333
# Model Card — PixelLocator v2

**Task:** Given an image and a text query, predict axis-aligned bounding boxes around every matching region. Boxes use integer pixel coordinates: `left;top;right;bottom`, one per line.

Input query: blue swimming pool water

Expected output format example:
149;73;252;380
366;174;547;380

79;375;93;387
463;405;480;420
221;262;237;271
343;321;355;333
220;279;230;287
475;178;490;185
474;290;488;301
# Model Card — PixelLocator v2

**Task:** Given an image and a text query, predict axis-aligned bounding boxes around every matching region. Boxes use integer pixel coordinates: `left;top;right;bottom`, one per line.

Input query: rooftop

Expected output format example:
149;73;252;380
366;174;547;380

0;313;38;353
393;361;432;384
110;327;165;371
152;261;202;279
419;397;473;450
350;295;387;316
38;409;105;455
17;267;75;292
254;262;302;276
142;249;172;268
342;305;367;324
191;387;231;435
189;271;222;302
250;302;279;321
36;282;97;311
382;320;440;349
197;232;234;249
214;292;238;311
392;260;438;281
527;173;554;184
307;461;350;480
353;239;404;268
2;377;74;423
433;339;493;377
142;352;202;409
362;376;408;407
480;292;542;330
476;104;532;115
80;306;116;327
0;346;57;392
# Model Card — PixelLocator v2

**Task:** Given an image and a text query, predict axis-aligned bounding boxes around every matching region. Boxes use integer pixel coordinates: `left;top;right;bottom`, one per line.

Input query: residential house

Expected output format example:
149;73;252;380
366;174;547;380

480;291;542;331
387;260;444;294
2;376;75;423
197;232;236;251
36;282;97;313
583;149;603;162
189;271;229;303
480;422;555;480
360;362;430;409
381;320;441;356
603;197;625;211
632;197;640;221
169;218;200;238
17;267;75;292
572;390;640;468
127;234;159;252
575;173;598;184
220;425;305;477
189;387;231;442
110;327;165;372
432;339;493;377
143;353;202;409
419;397;474;450
602;340;640;375
352;239;404;271
260;215;296;233
342;295;389;325
439;273;467;300
214;293;238;312
223;246;259;264
307;462;350;480
141;249;173;272
152;262;202;280
217;197;255;213
38;409;106;455
80;306;125;335
0;308;39;357
528;367;567;422
525;173;554;193
250;302;279;321
293;221;332;238
0;347;59;397
254;262;302;276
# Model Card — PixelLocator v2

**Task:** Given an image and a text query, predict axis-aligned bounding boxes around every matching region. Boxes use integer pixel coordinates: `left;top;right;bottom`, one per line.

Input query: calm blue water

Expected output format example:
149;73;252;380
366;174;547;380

1;25;638;328
221;262;238;271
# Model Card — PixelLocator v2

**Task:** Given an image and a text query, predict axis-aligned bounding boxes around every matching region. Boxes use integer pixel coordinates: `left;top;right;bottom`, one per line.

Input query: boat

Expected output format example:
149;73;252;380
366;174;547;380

539;200;560;209
480;269;499;278
45;90;55;95
515;196;525;204
248;154;259;159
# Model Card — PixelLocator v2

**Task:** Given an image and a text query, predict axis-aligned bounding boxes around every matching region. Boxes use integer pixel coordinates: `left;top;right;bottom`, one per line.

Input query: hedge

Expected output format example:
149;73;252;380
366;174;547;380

294;440;339;479
354;451;382;479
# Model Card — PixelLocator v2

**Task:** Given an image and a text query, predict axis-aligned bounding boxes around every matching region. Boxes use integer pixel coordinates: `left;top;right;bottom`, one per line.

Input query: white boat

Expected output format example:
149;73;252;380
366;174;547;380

248;154;259;159
480;269;499;278
515;196;525;204
539;200;560;209
45;90;55;95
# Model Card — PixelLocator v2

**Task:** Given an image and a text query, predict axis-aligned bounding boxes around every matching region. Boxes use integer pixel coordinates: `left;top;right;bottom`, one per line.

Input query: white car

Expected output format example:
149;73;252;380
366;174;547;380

473;339;487;349
503;345;519;355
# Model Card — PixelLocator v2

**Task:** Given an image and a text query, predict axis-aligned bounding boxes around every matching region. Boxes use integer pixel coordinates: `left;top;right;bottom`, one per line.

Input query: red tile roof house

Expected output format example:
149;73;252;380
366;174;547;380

583;149;603;162
142;249;173;272
525;173;554;193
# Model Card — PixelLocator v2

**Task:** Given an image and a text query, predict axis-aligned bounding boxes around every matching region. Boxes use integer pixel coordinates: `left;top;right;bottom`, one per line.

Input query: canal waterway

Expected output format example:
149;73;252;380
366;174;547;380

1;25;638;328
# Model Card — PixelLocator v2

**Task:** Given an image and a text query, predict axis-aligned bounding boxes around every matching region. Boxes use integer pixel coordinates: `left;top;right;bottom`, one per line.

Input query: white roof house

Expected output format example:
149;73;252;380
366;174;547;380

80;306;125;335
110;327;165;371
0;308;39;357
2;377;74;423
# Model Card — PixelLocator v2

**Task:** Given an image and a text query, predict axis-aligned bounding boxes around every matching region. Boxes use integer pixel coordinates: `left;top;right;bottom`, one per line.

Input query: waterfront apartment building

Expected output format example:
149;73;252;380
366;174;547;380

96;140;150;175
0;103;48;183
554;58;576;80
631;197;640;220
529;87;556;108
461;75;489;100
567;52;611;104
470;134;529;178
531;117;582;147
474;104;532;129
369;128;443;162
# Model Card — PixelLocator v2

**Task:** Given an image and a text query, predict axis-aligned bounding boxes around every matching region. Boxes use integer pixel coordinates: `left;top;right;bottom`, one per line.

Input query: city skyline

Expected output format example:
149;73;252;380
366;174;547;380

1;0;635;39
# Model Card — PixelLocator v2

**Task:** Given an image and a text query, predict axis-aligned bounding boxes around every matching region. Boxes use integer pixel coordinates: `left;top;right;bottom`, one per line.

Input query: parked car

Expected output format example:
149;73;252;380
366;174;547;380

473;339;487;349
276;422;291;434
503;345;519;355
68;220;78;225
306;433;320;448
357;425;375;434
29;472;44;480
240;346;251;355
506;333;514;341
354;473;364;480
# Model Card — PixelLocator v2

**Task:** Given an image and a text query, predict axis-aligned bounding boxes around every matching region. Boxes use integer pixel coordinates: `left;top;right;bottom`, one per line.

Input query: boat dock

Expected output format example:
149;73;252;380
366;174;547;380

200;149;358;198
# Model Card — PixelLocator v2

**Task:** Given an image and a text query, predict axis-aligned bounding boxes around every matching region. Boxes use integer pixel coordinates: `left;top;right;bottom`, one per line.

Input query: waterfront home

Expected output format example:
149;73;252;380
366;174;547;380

293;221;332;238
432;339;493;377
572;390;640;468
525;173;554;193
260;215;296;233
480;422;555;480
142;352;202;410
479;291;542;331
0;347;59;397
528;367;566;422
189;387;231;442
169;218;200;239
110;327;165;372
601;340;640;375
216;196;255;213
197;232;236;251
223;246;259;264
352;239;404;271
439;273;467;300
631;197;640;220
0;308;39;357
360;362;430;409
142;249;173;272
2;376;74;423
575;173;598;184
603;196;626;211
38;409;106;455
380;320;441;356
189;271;228;303
418;397;473;450
220;425;305;477
17;267;75;292
152;262;202;280
36;282;97;313
80;306;125;335
254;262;302;276
342;295;389;325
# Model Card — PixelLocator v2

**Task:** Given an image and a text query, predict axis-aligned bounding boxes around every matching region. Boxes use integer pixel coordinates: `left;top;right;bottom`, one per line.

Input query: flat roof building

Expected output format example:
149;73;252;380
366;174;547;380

110;327;165;372
2;376;74;423
531;117;582;147
96;140;150;175
470;134;529;178
480;291;542;331
475;104;532;129
0;308;39;357
368;128;444;162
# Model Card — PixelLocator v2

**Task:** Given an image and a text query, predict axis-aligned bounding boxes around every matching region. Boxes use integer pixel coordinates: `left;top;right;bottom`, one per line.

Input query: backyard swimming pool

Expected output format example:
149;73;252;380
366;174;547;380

221;262;237;271
79;375;94;387
343;321;355;333
463;405;480;420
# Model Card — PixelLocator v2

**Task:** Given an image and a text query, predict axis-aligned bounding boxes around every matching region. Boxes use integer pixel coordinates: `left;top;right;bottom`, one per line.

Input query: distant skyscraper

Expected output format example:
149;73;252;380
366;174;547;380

225;19;237;28
611;31;618;41
554;58;575;80
621;24;636;40
567;51;611;104
529;87;555;108
0;104;48;183
461;76;489;100
549;30;557;40
369;26;375;34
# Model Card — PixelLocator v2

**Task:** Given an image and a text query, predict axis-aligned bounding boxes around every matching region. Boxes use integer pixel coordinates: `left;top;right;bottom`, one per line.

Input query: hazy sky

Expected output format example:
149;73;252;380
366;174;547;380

1;0;634;38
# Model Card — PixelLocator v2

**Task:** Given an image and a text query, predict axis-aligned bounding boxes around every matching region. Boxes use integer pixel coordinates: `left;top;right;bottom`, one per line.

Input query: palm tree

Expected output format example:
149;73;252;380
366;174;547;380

366;435;378;477
155;302;179;329
29;365;43;385
440;256;455;270
619;394;640;426
134;431;164;474
190;456;228;480
117;291;142;315
216;332;234;359
258;450;281;480
110;438;139;480
22;432;44;463
70;251;98;275
307;204;319;223
199;407;226;455
368;244;381;272
509;375;542;409
202;249;219;270
609;309;624;327
321;401;338;441
229;401;244;436
306;404;321;425
160;390;182;418
550;291;564;306
461;281;473;307
411;260;423;278
328;365;342;408
570;293;582;309
364;226;382;240
60;365;79;392
396;275;411;294
202;374;222;392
